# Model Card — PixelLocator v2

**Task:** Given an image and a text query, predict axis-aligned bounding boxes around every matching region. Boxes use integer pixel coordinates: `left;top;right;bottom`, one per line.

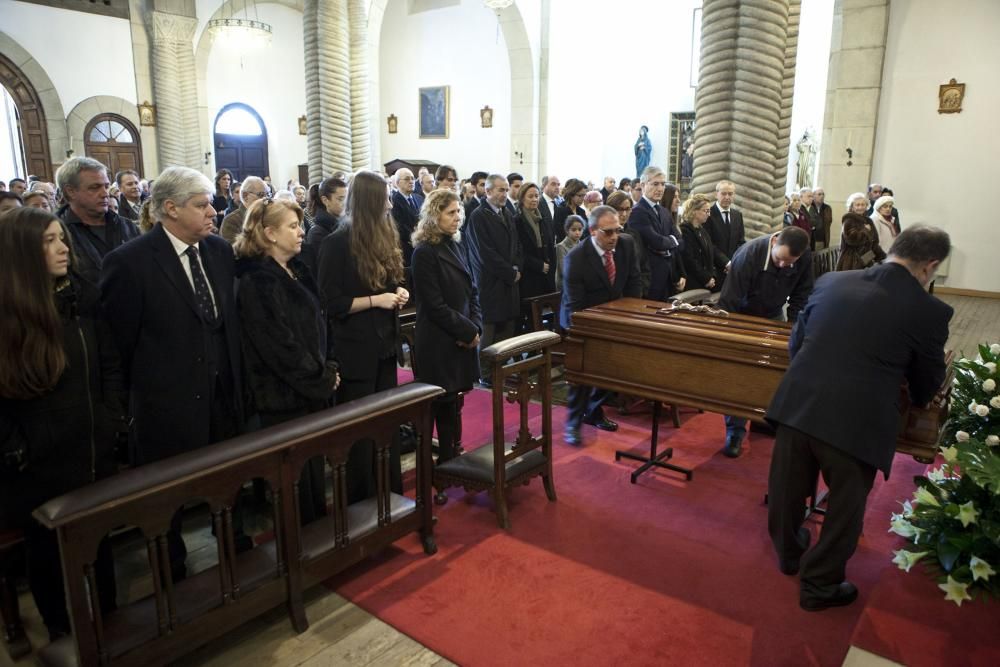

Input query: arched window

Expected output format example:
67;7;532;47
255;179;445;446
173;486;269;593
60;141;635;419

84;113;143;177
214;105;265;136
213;103;269;182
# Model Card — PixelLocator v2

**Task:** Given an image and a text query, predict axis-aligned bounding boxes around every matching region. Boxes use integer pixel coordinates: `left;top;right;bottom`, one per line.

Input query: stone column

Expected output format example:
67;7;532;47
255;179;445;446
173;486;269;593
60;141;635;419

150;11;201;170
816;0;889;244
773;0;800;219
348;0;371;171
303;0;352;183
692;0;791;238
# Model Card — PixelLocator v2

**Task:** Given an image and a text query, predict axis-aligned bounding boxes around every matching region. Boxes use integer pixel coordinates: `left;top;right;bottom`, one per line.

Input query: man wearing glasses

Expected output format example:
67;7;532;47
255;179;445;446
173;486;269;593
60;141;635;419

220;176;268;243
560;205;642;445
627;166;686;301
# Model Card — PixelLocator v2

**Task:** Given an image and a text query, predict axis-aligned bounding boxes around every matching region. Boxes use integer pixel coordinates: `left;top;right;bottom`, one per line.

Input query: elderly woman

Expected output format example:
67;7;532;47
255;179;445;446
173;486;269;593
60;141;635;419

609;190;650;298
514;181;557;304
583;190;604;215
785;191;802;228
317;170;408;504
837;193;885;271
22;190;52;212
409;189;482;503
870;194;898;255
234;197;337;523
679;193;729;292
553;178;588;242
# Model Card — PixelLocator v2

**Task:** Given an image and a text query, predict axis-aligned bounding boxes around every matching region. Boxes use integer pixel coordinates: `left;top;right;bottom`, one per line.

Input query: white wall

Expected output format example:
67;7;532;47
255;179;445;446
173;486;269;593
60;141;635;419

205;3;308;184
378;0;511;177
545;0;701;185
0;0;136;117
786;0;834;193
873;0;1000;291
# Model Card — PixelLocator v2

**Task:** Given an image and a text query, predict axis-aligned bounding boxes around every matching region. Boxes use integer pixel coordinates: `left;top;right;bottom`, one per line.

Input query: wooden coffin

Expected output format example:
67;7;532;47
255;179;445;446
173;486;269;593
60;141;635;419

563;298;950;462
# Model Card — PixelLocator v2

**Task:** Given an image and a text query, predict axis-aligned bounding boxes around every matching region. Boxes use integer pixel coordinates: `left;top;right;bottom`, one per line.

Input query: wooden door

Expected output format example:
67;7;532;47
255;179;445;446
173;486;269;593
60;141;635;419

0;53;52;182
213;103;269;183
84;114;143;177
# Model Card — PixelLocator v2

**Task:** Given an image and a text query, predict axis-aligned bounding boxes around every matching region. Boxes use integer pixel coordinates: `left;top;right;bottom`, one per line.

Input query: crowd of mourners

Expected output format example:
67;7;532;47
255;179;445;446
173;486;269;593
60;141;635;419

0;160;904;642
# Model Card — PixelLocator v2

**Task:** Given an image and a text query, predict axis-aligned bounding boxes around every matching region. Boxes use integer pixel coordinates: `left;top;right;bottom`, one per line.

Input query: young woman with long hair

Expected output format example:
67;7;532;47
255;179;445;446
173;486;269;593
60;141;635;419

316;170;408;504
410;189;482;504
0;207;121;640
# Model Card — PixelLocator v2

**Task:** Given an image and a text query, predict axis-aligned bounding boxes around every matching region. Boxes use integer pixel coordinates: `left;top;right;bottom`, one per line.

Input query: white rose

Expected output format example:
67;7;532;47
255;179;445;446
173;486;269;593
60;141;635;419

991;343;1000;355
985;379;998;393
987;435;1000;447
986;362;998;373
976;404;991;417
956;430;970;442
969;401;980;414
991;396;1000;409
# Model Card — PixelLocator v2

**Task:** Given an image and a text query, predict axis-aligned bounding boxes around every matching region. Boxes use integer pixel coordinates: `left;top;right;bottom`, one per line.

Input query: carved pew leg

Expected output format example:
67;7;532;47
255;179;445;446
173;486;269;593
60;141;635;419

542;474;557;502
492;489;511;531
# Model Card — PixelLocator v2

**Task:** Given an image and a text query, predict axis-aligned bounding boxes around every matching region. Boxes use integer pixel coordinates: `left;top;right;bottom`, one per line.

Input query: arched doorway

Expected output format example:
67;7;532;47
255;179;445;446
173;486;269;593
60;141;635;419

214;103;269;182
0;51;52;182
84;113;143;177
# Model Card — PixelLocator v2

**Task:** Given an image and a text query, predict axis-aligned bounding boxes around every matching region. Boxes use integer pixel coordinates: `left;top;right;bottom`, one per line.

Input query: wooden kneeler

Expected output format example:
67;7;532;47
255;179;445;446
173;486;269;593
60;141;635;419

433;331;561;530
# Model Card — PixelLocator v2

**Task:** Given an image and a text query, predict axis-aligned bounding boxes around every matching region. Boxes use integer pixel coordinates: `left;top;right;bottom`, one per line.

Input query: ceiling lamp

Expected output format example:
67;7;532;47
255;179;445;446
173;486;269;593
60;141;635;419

208;0;273;48
483;0;514;10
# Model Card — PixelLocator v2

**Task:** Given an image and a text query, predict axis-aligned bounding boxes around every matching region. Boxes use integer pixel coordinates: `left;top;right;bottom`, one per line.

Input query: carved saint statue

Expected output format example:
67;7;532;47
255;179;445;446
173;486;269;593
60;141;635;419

796;128;818;189
634;125;651;178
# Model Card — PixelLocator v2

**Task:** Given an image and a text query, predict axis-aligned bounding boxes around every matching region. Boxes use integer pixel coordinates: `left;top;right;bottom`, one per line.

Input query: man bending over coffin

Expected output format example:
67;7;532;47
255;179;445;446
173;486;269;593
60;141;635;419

717;226;813;458
561;205;642;446
766;226;952;611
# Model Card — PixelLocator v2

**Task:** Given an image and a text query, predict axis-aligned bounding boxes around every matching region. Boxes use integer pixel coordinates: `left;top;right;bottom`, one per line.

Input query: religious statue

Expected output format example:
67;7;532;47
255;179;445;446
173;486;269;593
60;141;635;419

634;125;651;178
795;128;818;189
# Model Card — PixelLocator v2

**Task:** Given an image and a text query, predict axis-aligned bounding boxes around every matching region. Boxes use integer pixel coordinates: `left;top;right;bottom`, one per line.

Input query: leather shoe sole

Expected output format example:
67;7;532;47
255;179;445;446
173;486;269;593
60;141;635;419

800;581;858;611
722;441;743;458
779;528;812;575
583;416;619;432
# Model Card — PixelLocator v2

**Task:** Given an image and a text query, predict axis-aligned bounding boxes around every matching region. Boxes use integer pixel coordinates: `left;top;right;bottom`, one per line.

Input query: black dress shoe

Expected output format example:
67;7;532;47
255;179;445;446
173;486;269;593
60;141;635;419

779;528;812;575
564;429;582;446
722;437;742;458
434;491;448;505
583;415;618;432
800;581;858;611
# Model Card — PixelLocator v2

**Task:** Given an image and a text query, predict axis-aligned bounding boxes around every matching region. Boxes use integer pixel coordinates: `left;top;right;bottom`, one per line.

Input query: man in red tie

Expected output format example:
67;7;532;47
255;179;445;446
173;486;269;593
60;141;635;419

560;205;642;445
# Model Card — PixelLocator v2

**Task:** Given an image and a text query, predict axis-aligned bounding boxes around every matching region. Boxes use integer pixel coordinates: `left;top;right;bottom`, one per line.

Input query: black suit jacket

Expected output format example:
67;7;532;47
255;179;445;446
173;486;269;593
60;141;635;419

390;190;420;266
560;235;641;329
539;194;557;238
626;197;683;300
119;194;141;221
469;203;523;323
100;224;244;464
464;195;484;221
411;240;482;393
514;212;557;299
767;263;952;478
704;203;745;260
679;223;728;291
317;226;399;382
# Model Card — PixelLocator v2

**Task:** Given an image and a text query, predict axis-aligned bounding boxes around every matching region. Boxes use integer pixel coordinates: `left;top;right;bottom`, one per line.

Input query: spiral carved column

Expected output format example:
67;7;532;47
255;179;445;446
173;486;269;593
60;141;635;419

150;12;201;170
692;0;791;239
304;0;352;183
348;0;371;171
772;0;800;224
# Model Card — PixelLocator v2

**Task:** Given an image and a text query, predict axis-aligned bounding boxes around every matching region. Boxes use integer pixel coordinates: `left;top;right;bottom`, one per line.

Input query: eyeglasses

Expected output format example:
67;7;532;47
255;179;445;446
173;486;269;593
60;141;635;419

597;226;625;236
247;190;267;198
616;207;632;214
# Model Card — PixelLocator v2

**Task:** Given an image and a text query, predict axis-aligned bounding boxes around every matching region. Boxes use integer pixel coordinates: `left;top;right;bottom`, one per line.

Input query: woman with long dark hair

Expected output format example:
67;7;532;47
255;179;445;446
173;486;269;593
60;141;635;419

317;170;408;503
234;197;338;522
0;207;121;640
212;168;234;227
553;178;588;242
301;177;347;277
410;189;482;504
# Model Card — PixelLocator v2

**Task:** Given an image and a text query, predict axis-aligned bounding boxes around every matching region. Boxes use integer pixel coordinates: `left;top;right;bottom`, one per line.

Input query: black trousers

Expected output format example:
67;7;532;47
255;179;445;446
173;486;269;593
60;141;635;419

261;410;329;525
25;521;115;636
565;385;610;432
432;393;461;463
338;356;401;504
767;423;877;600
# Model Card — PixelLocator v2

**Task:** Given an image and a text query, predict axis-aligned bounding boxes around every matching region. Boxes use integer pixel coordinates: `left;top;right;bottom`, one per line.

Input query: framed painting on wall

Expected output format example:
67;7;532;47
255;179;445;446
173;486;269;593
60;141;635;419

669;112;696;197
419;86;449;139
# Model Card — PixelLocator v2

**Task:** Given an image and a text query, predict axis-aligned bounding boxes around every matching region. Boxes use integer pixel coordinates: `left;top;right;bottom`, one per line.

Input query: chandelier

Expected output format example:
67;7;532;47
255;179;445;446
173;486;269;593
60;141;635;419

208;0;273;48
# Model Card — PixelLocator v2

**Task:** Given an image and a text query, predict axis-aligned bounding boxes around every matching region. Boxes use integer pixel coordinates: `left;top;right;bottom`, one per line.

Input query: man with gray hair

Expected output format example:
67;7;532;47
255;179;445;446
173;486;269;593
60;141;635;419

219;175;267;243
101;166;246;579
468;174;523;385
627;166;685;301
390;167;419;265
56;156;139;285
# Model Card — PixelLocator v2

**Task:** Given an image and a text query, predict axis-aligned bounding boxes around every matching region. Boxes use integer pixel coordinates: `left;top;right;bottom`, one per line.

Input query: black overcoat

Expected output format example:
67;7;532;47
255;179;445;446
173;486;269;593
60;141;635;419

469;204;523;323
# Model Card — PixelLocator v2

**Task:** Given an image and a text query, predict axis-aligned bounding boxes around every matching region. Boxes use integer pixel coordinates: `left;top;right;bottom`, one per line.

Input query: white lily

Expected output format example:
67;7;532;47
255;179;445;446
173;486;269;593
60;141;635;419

926;467;947;483
957;501;979;527
889;515;917;538
892;549;929;573
990;343;1000;355
939;576;973;606
914;486;941;507
940;445;959;463
970;557;996;582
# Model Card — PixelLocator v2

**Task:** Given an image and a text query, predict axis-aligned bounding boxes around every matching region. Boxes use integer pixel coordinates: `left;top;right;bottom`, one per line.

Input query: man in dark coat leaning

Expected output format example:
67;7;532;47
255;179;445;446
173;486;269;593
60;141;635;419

469;174;523;384
561;205;641;445
766;226;953;612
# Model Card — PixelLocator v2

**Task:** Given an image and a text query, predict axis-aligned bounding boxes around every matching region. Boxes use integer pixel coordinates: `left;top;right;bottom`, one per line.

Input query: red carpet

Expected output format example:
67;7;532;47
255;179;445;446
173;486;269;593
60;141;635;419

327;378;1000;666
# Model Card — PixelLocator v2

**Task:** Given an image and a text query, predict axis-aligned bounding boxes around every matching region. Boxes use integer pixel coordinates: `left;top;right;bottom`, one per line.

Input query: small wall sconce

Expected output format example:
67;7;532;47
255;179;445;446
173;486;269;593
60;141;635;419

845;147;853;167
297;115;307;135
513;150;523;165
65;149;74;159
204;151;212;165
387;114;398;134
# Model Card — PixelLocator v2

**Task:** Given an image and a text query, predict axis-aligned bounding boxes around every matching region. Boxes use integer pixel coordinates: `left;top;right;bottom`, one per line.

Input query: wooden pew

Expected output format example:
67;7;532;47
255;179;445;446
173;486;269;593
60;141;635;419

32;383;443;667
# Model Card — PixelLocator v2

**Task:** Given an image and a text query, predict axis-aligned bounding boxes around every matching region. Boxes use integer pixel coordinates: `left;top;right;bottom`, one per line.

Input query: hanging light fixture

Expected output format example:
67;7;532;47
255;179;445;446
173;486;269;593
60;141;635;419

209;0;273;48
483;0;514;10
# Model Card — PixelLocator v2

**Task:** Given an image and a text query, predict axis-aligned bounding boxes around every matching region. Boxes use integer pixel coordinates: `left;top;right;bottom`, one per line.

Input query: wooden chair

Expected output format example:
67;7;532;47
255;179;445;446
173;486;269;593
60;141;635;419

523;291;565;366
433;331;561;529
0;529;29;660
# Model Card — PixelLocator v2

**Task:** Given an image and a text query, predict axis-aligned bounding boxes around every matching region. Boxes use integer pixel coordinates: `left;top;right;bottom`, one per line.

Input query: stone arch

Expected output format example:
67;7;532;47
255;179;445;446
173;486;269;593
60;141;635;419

0;31;68;180
193;0;303;177
366;0;537;176
68;95;143;153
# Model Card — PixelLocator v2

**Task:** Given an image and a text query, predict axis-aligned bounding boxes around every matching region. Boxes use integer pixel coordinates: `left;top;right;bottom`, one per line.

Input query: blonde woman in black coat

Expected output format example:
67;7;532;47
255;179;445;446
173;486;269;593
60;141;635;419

410;189;482;504
679;193;729;292
234;197;339;523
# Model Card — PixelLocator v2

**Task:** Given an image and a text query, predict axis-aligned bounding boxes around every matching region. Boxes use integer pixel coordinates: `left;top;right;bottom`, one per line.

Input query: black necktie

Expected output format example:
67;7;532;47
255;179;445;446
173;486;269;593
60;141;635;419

407;196;417;213
723;211;730;225
185;246;217;322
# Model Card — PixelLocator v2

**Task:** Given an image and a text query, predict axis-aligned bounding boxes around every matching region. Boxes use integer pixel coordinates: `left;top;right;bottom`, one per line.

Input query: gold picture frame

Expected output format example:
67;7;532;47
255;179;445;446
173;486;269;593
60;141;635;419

297;115;307;135
938;78;965;114
137;101;156;127
387;114;398;134
480;105;493;128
